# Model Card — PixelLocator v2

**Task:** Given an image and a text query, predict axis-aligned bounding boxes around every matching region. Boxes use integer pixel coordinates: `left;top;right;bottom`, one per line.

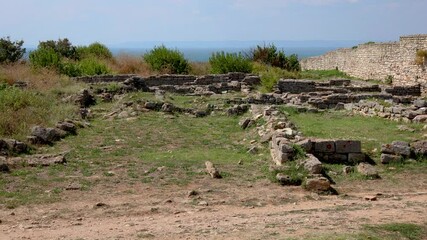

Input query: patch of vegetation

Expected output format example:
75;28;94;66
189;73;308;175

299;69;353;80
252;62;299;92
0;85;75;139
249;43;300;71
0;36;26;63
415;49;427;66
284;108;423;153
385;75;394;85
209;51;253;74
29;38;111;77
143;45;190;74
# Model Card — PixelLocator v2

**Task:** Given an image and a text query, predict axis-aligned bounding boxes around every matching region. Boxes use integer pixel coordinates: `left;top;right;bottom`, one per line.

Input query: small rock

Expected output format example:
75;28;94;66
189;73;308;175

205;161;221;178
304;177;331;192
187;190;199;197
381;153;403;164
364;196;377;201
357;163;380;178
276;173;301;186
343;166;353;175
94;202;108;208
198;201;208;206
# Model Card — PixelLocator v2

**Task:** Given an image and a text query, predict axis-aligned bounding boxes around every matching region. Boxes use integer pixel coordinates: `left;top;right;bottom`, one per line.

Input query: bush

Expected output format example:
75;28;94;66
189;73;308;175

250;44;300;71
38;38;78;60
252;63;299;92
209;52;252;74
77;42;113;60
29;47;62;69
0;36;26;63
78;58;111;76
144;45;190;74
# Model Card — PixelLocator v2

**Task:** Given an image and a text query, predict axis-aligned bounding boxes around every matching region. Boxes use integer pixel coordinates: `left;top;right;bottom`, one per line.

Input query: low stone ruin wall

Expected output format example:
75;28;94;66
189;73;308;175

345;99;427;123
271;137;365;165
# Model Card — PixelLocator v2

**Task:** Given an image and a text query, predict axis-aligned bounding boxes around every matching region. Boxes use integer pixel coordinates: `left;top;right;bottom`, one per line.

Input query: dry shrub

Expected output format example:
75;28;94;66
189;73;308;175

190;62;211;75
0;63;66;91
109;54;152;75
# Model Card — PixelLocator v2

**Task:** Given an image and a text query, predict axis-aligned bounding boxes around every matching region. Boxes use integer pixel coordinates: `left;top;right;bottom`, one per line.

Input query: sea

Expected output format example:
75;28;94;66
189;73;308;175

109;47;338;62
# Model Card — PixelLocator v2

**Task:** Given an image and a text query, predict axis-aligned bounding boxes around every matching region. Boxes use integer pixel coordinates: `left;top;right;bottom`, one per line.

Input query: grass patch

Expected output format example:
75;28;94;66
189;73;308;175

299;69;353;80
284;109;424;153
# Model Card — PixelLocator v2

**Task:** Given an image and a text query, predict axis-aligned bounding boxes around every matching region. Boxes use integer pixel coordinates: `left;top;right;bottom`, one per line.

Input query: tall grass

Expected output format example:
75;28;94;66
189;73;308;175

0;85;76;139
108;54;151;75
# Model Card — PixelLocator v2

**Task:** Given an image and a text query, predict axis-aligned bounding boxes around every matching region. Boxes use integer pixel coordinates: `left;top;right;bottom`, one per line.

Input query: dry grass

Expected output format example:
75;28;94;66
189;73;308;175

190;62;211;75
108;54;152;76
0;63;67;91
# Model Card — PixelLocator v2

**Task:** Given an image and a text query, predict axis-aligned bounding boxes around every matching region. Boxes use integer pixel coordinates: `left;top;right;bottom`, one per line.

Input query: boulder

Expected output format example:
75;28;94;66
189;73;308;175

304;177;331;192
56;121;77;135
414;99;427;108
75;89;96;108
300;154;323;174
380;153;403;164
413;115;427;123
411;140;427;156
29;126;63;144
381;141;411;157
357;163;380;178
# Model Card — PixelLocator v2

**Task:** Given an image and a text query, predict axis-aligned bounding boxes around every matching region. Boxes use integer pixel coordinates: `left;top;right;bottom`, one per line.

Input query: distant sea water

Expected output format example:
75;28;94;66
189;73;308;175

109;47;337;62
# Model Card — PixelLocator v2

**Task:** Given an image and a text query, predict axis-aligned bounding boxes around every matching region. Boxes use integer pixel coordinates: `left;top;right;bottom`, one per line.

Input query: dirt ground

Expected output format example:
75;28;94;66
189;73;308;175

1;170;427;240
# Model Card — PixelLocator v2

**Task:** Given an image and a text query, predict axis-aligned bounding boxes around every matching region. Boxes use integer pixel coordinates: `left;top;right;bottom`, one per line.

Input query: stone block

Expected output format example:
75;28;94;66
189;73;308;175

381;141;411;157
348;153;366;164
295;139;313;153
380;153;403;164
335;140;362;153
304;177;331;192
314;140;335;153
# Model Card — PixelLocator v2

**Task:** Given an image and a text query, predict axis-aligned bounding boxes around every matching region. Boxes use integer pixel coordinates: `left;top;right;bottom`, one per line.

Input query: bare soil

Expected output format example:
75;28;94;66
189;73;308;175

1;170;427;240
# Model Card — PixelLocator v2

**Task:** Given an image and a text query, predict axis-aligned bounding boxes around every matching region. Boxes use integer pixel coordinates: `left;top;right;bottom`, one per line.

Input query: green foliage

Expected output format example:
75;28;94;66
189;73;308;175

77;42;113;60
38;38;78;60
0;36;26;63
209;51;253;74
299;69;352;79
252;63;299;92
29;47;62;69
363;223;426;240
250;44;300;71
385;75;394;85
144;45;190;74
29;39;111;77
78;58;110;76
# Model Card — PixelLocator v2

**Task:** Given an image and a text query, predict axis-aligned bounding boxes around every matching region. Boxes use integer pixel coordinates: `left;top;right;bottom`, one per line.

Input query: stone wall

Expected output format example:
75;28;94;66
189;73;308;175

301;35;427;88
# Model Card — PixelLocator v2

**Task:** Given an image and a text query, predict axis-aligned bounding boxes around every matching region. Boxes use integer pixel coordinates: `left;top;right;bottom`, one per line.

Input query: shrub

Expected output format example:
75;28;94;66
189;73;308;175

38;38;78;60
252;62;299;92
249;44;300;71
415;50;427;65
77;42;113;60
109;54;150;74
29;47;62;69
78;57;111;76
0;37;26;64
144;45;190;74
209;51;252;74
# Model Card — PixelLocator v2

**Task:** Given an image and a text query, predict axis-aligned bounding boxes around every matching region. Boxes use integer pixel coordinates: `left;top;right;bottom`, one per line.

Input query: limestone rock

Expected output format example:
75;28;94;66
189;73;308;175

413;114;427;123
314;140;335;153
411;140;427;156
205;161;221;179
75;89;96;108
56;121;77;135
301;154;323;174
380;153;403;164
335;140;361;153
381;141;411;157
357;163;380;178
304;177;331;192
276;173;301;186
29;126;63;144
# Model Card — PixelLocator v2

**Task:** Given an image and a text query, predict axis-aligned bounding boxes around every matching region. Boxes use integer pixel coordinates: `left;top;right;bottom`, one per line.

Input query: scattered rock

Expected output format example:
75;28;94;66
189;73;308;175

75;89;96;108
364;196;377;201
205;161;221;179
187;190;199;197
304;177;331;192
300;154;323;174
276;173;301;186
381;141;411;157
94;202;108;208
343;166;353;175
397;125;415;132
357;163;380;178
65;183;82;191
29;126;63;144
411;140;427;156
381;153;403;164
198;201;208;206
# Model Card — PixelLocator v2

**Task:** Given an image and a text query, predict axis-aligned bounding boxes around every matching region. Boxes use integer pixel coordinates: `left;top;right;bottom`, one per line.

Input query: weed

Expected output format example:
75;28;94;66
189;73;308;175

209;51;252;74
143;45;190;74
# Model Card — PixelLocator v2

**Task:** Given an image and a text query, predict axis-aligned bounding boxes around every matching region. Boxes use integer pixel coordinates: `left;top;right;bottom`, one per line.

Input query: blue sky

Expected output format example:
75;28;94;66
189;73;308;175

1;0;426;46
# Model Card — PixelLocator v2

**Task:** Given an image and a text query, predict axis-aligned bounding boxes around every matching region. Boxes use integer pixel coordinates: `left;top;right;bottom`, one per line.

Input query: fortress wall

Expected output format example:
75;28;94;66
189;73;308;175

301;35;427;87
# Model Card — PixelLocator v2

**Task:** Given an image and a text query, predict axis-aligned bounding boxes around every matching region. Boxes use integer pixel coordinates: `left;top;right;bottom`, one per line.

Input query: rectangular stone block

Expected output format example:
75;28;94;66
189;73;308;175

279;142;294;153
335;140;362;153
348;153;366;164
314;140;335;153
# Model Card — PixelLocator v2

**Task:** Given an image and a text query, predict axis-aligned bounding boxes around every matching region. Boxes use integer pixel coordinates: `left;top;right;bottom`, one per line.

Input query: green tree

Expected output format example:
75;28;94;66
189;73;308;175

0;36;26;63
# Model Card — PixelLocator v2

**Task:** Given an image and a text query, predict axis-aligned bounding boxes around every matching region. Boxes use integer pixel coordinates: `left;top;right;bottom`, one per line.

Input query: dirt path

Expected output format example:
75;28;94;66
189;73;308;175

1;174;427;240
